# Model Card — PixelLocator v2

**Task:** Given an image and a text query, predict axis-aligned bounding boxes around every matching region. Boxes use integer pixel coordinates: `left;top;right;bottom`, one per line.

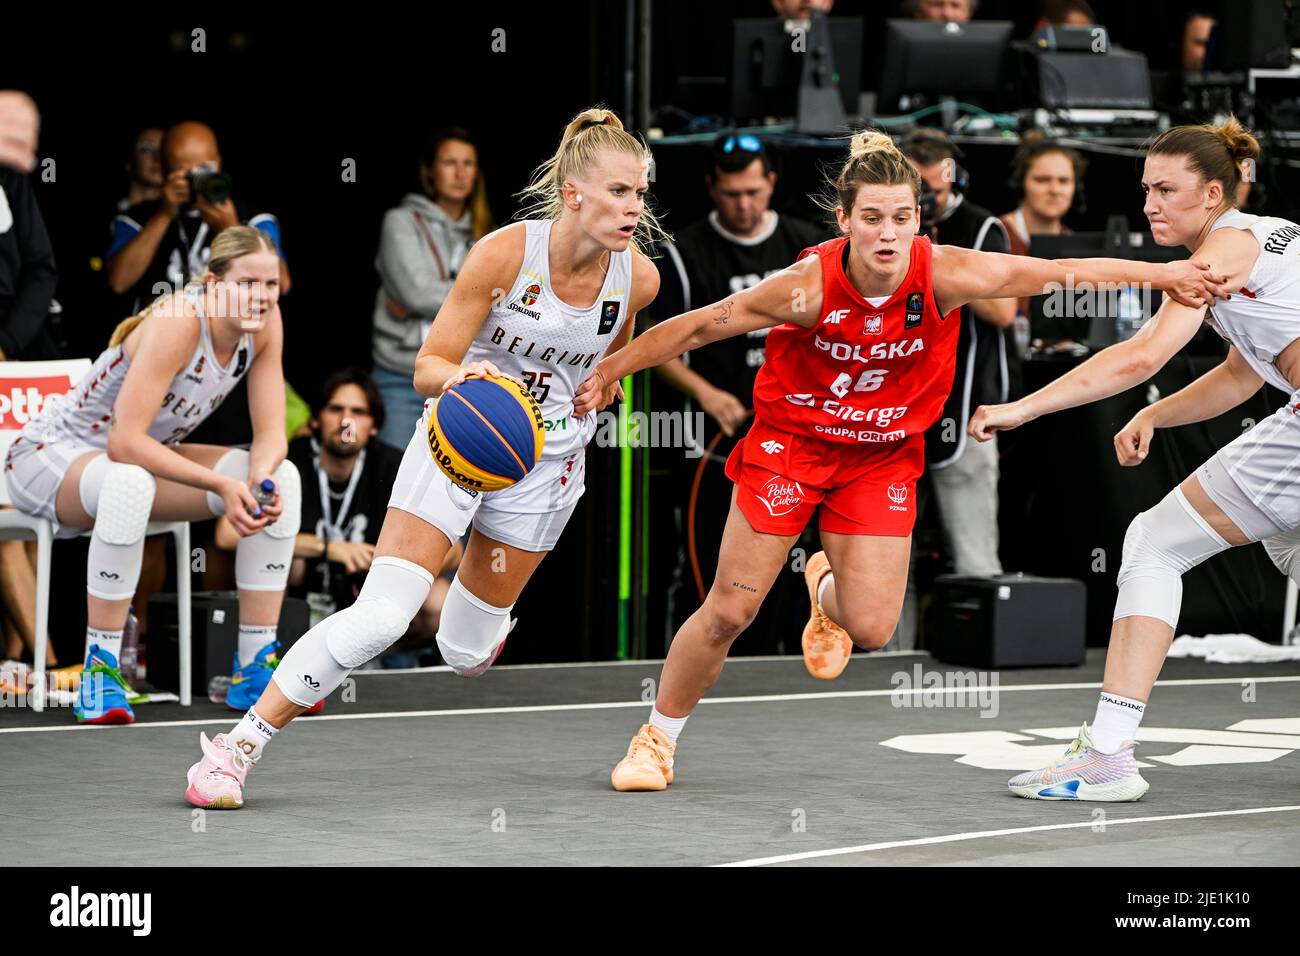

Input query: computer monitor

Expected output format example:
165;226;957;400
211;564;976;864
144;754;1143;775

877;19;1013;113
730;17;862;123
1028;231;1180;347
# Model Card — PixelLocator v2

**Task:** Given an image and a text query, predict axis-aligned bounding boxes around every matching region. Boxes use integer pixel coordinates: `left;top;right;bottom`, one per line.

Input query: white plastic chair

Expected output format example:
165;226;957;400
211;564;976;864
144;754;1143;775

0;359;192;710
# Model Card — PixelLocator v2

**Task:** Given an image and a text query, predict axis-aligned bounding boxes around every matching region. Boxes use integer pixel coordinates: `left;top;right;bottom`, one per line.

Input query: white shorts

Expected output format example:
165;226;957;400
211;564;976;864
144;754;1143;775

1202;394;1300;538
3;436;101;539
387;410;587;553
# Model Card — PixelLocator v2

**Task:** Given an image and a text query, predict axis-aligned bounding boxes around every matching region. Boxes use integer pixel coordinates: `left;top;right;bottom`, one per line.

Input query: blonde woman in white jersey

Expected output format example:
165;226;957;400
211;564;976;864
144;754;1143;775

4;226;299;725
183;107;661;810
968;117;1300;801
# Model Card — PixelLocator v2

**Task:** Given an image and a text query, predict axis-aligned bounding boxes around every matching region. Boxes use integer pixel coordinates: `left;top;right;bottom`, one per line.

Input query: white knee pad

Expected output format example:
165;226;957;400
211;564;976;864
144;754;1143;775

1114;488;1230;628
1263;527;1300;586
84;460;157;601
437;576;513;675
273;556;433;706
234;460;303;590
324;556;433;667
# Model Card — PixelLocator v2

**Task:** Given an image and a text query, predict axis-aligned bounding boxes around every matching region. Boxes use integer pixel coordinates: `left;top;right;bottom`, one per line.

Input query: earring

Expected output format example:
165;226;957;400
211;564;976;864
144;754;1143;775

576;193;583;203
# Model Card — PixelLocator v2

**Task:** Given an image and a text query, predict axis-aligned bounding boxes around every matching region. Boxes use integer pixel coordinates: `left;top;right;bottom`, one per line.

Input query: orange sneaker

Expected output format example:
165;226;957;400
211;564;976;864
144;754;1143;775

801;551;852;680
610;724;676;792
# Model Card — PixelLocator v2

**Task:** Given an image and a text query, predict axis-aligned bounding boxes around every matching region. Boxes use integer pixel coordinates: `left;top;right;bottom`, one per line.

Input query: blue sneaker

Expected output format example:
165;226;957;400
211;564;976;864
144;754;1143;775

73;644;135;725
226;640;324;714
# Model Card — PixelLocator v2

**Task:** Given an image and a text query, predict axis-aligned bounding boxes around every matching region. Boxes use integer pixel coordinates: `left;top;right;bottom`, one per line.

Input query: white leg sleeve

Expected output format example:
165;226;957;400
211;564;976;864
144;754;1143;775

273;556;433;706
436;575;513;675
234;458;302;591
82;458;157;601
1113;487;1231;629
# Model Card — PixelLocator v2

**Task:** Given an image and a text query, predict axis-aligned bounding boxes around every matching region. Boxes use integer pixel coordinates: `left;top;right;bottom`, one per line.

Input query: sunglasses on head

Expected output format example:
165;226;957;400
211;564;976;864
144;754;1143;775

720;134;763;154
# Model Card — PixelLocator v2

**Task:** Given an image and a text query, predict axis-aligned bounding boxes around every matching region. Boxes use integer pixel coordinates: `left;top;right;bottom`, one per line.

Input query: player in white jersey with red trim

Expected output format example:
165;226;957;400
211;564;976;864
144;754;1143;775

181;107;661;809
4;225;298;724
970;117;1299;801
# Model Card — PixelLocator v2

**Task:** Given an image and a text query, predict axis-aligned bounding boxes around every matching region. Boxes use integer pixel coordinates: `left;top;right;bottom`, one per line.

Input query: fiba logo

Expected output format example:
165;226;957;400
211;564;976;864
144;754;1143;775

520;283;541;307
757;476;804;517
887;482;908;504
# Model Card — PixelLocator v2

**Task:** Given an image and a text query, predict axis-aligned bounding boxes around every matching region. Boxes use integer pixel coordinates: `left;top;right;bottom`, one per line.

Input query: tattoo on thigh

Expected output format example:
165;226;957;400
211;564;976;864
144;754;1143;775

730;580;758;593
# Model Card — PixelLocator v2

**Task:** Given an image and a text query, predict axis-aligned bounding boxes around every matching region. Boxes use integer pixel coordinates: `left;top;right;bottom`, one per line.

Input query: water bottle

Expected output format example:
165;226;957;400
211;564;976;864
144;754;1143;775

1012;314;1031;358
120;607;141;685
208;674;232;704
252;478;277;517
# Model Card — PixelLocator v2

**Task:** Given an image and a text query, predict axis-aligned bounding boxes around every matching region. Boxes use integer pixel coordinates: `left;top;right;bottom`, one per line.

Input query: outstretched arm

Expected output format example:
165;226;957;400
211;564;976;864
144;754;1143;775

932;243;1226;315
573;256;819;416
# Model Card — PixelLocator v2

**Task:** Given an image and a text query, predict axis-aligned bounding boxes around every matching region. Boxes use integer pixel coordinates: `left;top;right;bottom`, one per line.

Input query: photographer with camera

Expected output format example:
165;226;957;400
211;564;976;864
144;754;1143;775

106;121;290;313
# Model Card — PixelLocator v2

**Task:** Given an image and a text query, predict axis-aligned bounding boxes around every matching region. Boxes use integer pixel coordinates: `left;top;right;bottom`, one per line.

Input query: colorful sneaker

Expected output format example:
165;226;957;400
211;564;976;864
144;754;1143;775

185;733;251;810
73;645;135;724
227;641;324;715
611;724;676;792
1008;723;1150;802
453;617;518;679
801;551;852;680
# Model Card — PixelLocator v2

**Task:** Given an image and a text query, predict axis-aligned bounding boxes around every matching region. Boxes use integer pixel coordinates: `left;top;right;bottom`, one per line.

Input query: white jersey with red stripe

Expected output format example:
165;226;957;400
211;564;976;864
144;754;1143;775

18;286;256;448
1204;209;1300;395
461;218;633;459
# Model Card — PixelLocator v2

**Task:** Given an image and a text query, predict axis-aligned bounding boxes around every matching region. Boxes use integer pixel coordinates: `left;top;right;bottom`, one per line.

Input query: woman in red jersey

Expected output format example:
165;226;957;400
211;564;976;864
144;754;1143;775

572;130;1224;792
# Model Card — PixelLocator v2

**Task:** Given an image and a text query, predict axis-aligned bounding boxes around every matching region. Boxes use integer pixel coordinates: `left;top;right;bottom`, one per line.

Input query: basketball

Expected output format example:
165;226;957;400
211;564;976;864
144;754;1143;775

427;374;545;491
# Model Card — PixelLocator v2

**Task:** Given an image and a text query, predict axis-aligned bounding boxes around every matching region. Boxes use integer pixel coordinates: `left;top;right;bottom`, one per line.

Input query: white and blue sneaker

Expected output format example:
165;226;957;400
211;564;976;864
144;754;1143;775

1008;723;1149;802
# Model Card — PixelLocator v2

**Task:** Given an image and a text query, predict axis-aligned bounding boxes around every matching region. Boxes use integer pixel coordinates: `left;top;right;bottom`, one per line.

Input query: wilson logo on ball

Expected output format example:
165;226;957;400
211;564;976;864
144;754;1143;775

428;375;546;492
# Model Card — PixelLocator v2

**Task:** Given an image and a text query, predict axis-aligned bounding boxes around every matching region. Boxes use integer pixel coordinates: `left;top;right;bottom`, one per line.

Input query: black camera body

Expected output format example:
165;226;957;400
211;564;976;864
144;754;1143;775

188;163;234;204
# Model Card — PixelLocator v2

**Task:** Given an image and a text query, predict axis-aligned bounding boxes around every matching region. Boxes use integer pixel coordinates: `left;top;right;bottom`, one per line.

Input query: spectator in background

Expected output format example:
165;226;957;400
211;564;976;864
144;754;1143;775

907;0;975;22
0;90;57;668
106;121;290;312
901;129;1014;576
999;133;1085;317
653;132;825;442
0;91;58;362
1030;0;1095;33
1183;11;1216;73
214;368;457;666
771;0;833;22
117;127;163;213
372;128;493;448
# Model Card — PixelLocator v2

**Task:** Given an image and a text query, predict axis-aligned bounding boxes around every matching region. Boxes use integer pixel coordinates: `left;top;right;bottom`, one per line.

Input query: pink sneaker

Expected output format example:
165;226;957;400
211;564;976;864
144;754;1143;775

455;618;517;679
185;733;251;810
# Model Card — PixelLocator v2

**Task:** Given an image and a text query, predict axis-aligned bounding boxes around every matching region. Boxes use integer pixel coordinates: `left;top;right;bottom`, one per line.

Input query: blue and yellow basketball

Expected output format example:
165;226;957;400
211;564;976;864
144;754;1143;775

428;375;545;492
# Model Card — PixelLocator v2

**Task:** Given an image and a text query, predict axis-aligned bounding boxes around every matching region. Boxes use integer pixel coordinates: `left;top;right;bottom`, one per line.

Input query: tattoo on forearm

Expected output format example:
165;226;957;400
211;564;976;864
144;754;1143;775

731;580;758;593
712;299;734;326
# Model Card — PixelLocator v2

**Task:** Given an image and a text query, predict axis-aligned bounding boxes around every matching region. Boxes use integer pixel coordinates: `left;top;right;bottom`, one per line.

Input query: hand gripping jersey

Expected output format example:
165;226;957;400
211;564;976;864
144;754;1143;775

462;218;634;459
1204;209;1300;395
751;234;960;444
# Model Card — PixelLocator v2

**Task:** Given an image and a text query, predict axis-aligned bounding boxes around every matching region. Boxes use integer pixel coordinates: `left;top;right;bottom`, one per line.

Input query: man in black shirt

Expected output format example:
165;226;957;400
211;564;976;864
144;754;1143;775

901;130;1015;577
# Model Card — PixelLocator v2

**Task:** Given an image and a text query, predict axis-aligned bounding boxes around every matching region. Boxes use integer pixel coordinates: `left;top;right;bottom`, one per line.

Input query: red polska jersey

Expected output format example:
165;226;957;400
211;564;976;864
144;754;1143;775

752;234;960;444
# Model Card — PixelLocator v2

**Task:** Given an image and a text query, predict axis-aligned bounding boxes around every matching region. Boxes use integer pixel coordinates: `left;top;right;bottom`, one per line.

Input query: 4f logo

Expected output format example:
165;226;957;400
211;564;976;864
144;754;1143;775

760;440;784;455
823;309;850;326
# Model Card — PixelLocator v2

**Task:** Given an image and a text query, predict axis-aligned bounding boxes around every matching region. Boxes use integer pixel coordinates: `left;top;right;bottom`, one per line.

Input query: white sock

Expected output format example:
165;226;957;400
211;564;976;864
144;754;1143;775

649;706;688;743
1091;692;1146;753
227;707;278;763
85;628;124;664
238;625;278;668
816;572;834;609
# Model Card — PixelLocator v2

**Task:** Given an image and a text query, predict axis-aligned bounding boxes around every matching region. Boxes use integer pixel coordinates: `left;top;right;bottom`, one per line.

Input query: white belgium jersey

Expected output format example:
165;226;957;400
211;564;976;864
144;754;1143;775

19;286;256;448
463;218;633;459
1204;210;1300;395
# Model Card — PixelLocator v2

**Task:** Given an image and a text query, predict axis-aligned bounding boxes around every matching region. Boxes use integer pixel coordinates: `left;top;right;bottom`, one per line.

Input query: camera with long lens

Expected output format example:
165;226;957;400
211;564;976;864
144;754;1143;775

187;162;234;204
918;178;939;227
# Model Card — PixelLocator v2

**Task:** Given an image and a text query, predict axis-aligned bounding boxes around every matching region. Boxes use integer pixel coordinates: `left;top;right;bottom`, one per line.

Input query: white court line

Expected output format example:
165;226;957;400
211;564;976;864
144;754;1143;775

716;804;1300;867
2;674;1298;735
354;649;932;675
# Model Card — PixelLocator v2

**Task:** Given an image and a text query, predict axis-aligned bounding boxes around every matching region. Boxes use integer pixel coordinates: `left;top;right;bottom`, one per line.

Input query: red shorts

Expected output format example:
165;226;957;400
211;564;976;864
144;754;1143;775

724;419;923;537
